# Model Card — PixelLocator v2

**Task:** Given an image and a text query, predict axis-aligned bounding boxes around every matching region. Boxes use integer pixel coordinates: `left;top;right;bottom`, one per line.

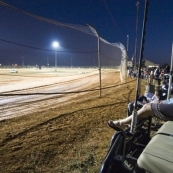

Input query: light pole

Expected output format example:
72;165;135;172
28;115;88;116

47;58;49;67
52;41;59;71
127;35;129;52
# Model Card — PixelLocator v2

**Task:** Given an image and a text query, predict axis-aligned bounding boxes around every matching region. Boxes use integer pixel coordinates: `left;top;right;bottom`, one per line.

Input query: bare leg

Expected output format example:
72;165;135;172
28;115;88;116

120;103;153;125
108;103;154;130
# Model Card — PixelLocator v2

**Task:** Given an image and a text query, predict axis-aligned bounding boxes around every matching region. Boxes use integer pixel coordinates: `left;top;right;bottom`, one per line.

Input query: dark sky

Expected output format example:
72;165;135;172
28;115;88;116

0;0;173;67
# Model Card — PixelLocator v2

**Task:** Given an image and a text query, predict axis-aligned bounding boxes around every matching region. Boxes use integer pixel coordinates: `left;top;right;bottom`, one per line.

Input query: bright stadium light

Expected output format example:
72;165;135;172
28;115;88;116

52;41;59;71
52;41;59;48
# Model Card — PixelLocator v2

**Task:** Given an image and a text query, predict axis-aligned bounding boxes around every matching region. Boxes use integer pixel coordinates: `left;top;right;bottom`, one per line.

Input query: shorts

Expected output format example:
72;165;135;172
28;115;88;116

151;103;173;121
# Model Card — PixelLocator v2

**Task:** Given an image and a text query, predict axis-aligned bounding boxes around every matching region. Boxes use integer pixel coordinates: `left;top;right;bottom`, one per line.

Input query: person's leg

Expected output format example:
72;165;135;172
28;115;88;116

108;103;153;130
121;103;153;124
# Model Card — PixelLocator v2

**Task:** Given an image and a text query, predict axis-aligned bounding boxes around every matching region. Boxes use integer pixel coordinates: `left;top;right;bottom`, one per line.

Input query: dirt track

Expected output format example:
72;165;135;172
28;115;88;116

0;69;138;173
0;68;119;120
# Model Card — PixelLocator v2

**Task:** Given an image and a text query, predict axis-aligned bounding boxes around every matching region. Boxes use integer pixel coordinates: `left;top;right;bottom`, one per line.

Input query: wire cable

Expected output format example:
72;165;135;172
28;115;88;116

0;1;95;37
0;38;121;60
0;38;98;54
102;0;124;40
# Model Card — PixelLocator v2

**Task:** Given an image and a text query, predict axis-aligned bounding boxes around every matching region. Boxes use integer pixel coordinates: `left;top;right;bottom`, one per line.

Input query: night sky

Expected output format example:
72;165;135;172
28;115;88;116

0;0;173;67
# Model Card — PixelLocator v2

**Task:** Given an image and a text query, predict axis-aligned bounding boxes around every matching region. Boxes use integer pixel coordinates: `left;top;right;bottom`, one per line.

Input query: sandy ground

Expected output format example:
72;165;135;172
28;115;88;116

0;68;140;173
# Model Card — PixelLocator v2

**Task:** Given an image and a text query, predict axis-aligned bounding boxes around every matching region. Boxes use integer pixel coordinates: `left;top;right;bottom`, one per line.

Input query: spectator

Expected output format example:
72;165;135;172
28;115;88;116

164;65;170;74
159;70;165;82
149;70;154;84
160;81;168;100
153;67;161;85
108;99;173;131
127;69;132;78
144;70;149;83
126;96;148;117
164;73;170;83
126;90;161;117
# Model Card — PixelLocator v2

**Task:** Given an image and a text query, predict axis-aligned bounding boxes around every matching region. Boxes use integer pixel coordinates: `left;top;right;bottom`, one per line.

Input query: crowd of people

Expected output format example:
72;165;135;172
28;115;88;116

128;65;170;82
128;65;173;95
108;65;173;131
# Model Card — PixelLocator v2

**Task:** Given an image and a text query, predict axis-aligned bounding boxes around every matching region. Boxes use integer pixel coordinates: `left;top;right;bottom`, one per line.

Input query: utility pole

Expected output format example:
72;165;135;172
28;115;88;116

134;1;140;70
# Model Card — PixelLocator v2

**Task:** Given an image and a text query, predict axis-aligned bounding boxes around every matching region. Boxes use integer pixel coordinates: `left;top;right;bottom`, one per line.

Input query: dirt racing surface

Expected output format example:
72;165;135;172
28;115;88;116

0;69;141;173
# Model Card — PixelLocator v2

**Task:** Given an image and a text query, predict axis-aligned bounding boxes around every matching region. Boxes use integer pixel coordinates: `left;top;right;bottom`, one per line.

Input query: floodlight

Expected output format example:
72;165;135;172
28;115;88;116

52;41;59;48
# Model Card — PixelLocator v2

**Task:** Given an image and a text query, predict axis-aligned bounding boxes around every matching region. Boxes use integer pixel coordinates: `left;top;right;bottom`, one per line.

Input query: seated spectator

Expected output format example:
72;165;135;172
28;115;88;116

153;67;161;85
126;96;148;117
161;97;173;104
148;90;161;102
126;90;161;117
108;98;173;131
159;70;165;82
160;81;168;100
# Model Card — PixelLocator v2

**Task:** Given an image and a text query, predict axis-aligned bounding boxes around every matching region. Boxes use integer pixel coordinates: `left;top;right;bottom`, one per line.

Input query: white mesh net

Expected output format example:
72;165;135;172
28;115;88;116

0;1;127;83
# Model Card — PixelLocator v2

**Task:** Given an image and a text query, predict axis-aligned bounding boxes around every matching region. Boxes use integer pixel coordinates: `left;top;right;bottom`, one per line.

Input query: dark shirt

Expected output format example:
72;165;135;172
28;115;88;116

138;96;148;103
164;67;170;74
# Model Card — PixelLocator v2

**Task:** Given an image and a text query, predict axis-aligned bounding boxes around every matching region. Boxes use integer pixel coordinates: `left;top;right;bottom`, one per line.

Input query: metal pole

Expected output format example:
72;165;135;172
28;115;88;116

130;0;148;134
87;23;101;97
167;43;173;99
98;36;101;97
127;35;129;52
55;50;57;71
134;1;139;71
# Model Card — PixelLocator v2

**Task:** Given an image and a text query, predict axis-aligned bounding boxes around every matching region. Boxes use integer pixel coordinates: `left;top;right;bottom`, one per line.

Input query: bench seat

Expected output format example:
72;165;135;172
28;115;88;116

137;121;173;173
156;121;173;135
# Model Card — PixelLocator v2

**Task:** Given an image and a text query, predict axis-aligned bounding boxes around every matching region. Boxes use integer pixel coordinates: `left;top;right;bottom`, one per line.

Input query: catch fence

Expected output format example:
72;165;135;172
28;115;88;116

0;1;127;97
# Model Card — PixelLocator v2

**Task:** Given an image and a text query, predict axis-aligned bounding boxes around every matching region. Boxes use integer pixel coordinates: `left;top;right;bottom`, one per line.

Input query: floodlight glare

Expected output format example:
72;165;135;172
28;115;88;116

52;41;59;48
52;41;59;72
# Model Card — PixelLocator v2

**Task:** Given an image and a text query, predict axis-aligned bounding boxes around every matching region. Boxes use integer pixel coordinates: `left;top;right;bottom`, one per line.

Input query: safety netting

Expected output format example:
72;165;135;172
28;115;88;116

0;1;127;95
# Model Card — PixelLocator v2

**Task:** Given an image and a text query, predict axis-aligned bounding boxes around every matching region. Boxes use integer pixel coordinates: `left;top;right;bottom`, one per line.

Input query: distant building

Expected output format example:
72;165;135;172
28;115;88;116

143;59;159;67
